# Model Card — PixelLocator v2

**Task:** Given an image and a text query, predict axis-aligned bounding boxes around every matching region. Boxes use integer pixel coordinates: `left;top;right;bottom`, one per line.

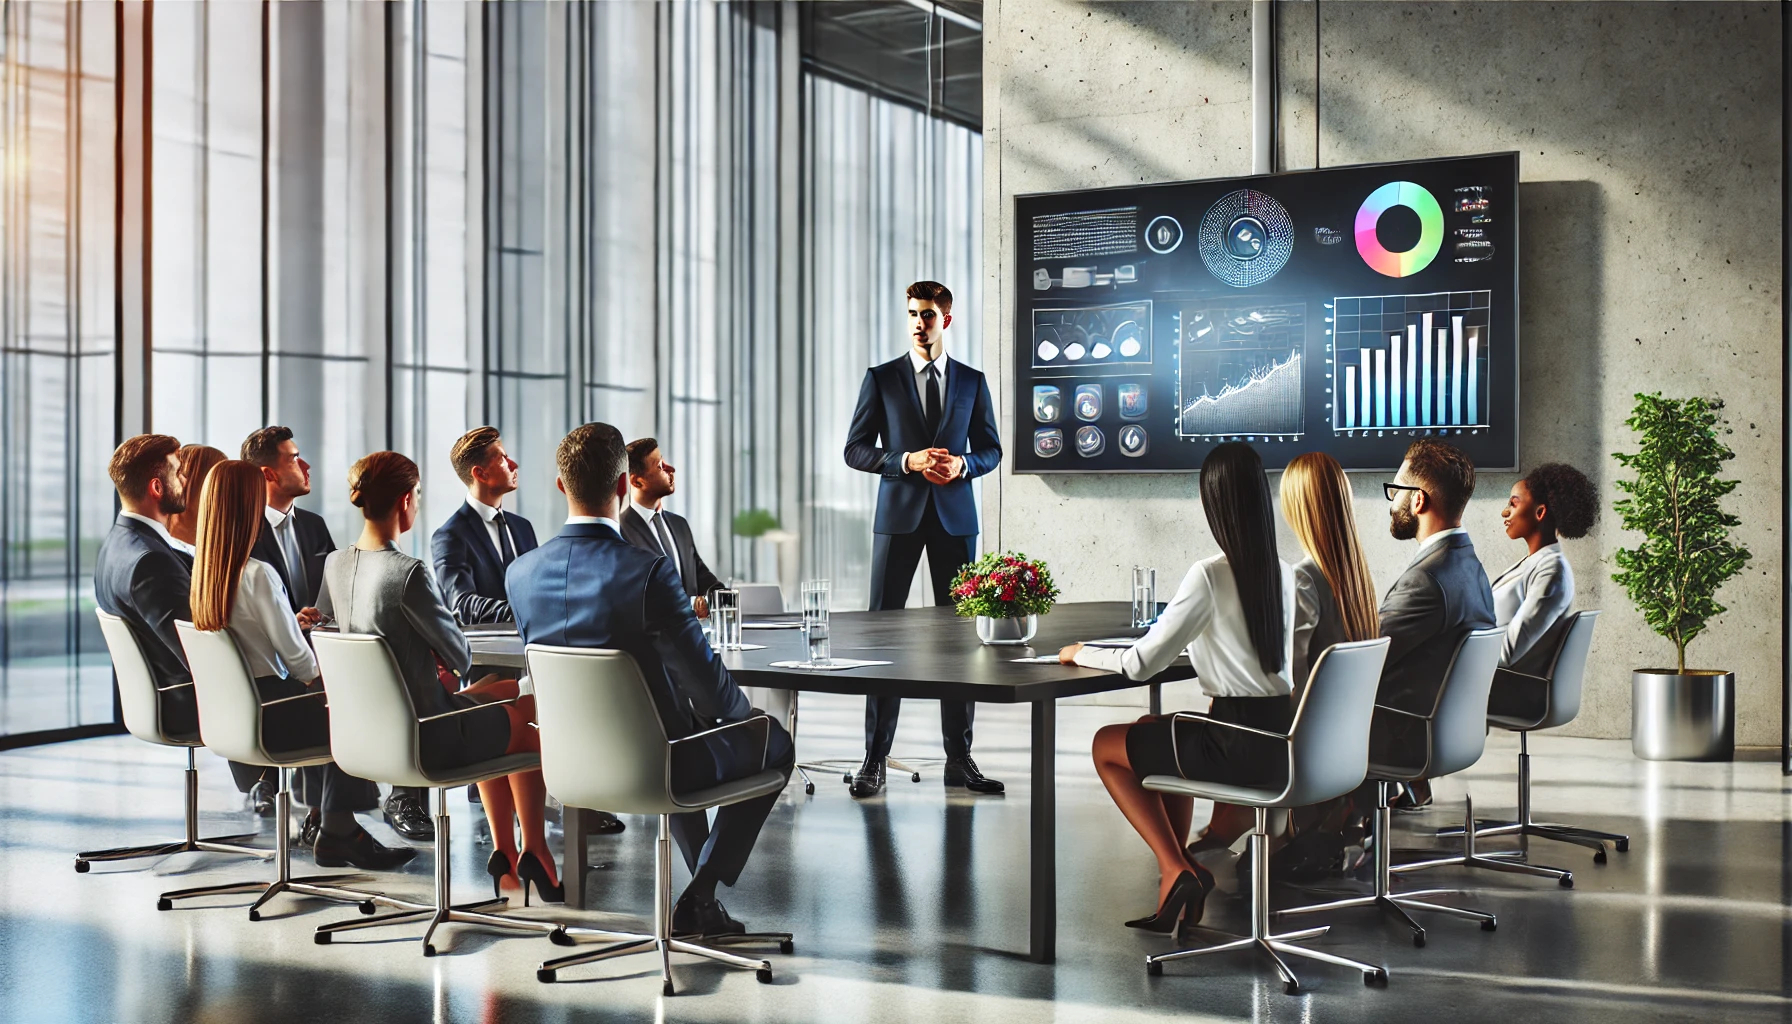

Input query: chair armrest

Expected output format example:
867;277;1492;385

1373;703;1432;722
670;715;773;770
261;690;328;708
417;696;519;724
156;681;194;693
1165;711;1289;780
1496;667;1550;683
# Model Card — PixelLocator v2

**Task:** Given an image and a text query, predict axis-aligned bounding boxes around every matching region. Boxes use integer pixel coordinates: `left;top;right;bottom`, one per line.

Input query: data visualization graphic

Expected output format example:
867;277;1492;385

1329;291;1491;434
1198;190;1294;288
1177;301;1306;439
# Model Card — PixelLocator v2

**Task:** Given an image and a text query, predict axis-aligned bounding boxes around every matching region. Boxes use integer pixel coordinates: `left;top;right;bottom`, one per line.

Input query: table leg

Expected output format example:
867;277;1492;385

563;806;589;910
1030;699;1057;964
1149;682;1162;717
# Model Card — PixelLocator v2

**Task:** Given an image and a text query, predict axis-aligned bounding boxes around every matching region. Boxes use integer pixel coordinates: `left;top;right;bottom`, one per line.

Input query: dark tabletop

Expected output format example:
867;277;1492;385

467;600;1193;705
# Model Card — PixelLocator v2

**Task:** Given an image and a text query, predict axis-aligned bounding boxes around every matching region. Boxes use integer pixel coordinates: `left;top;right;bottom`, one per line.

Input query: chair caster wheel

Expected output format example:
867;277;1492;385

1559;874;1574;889
779;939;794;954
537;969;556;983
1615;838;1629;853
248;910;261;922
1366;968;1388;987
1412;933;1425;948
314;932;332;945
1481;919;1498;931
756;968;773;984
359;901;376;915
1146;961;1163;976
1593;848;1607;865
842;774;853;785
156;898;173;912
75;860;90;874
549;928;574;947
910;773;921;783
662;981;675;997
1284;981;1300;995
803;782;815;796
423;943;437;957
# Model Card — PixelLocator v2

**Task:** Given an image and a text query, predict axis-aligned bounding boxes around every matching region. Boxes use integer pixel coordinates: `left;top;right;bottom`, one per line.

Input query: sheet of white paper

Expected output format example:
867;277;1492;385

767;658;893;672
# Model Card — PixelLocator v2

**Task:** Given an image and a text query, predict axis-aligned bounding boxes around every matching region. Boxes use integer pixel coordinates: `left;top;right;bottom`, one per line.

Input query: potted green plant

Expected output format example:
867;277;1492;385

949;552;1060;645
1612;393;1752;761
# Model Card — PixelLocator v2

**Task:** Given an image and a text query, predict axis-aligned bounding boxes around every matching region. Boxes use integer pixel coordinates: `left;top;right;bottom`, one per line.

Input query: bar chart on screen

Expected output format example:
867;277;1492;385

1329;290;1491;434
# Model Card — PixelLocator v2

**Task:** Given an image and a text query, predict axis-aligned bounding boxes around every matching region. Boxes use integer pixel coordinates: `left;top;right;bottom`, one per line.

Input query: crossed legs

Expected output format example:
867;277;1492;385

1093;718;1202;909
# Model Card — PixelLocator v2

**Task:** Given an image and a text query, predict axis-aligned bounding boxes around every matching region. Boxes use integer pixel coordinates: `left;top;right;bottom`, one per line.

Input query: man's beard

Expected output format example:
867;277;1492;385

159;486;187;517
1389;504;1418;541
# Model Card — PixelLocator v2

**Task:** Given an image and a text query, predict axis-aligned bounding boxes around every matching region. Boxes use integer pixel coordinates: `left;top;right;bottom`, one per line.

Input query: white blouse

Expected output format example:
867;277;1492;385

230;557;319;683
1490;542;1574;668
1075;554;1316;699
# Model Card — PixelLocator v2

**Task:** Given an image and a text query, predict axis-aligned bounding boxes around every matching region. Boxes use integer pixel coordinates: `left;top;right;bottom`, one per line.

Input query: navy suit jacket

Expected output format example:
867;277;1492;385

1376;532;1497;714
619;505;722;599
249;506;336;611
433;502;539;624
95;515;194;690
506;522;750;741
843;355;1001;537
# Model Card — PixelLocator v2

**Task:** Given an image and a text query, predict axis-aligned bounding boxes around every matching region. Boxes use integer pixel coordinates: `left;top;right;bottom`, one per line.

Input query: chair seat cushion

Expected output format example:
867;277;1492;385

419;752;543;787
1486;713;1542;731
1141;774;1284;806
258;745;335;768
1367;759;1425;782
674;768;787;811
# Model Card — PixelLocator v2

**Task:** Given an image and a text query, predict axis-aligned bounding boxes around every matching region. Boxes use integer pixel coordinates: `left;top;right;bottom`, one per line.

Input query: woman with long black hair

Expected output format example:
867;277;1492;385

1060;442;1316;933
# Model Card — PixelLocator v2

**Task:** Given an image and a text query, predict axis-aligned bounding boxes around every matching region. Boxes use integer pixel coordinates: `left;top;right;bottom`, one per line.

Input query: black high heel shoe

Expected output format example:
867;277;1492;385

515;851;564;907
1177;866;1217;936
1126;871;1203;933
486;849;515;901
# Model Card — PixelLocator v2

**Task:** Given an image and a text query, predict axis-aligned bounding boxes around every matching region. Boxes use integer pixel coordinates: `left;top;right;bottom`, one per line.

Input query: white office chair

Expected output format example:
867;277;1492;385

1279;628;1503;946
76;611;265;874
308;632;584;956
527;644;791;994
1142;638;1391;994
164;621;381;918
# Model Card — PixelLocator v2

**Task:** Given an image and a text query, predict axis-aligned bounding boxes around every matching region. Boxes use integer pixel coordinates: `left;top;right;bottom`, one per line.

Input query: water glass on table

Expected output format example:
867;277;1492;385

1131;566;1157;628
712;588;741;650
801;580;831;666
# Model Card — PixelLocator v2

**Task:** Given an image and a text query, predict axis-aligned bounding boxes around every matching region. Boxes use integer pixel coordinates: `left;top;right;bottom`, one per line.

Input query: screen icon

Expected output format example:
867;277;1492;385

1032;386;1061;423
1033;428;1063;458
1075;385;1102;421
1118;424;1149;457
1075;426;1105;457
1117;383;1147;420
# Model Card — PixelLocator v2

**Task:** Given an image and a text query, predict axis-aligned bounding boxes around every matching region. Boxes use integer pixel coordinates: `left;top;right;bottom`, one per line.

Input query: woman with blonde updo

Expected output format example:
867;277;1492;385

317;452;562;903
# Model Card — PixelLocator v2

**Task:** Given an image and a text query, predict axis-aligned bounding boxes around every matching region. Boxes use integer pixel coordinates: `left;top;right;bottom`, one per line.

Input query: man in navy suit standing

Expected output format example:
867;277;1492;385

507;422;793;936
842;280;1004;798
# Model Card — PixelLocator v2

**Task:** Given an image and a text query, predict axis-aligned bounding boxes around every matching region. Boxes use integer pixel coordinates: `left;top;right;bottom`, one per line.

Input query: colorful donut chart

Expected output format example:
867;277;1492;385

1355;181;1444;278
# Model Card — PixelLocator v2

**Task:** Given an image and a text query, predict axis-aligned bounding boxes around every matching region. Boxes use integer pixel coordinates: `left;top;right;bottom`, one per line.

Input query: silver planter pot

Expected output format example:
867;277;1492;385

975;614;1039;646
1631;669;1735;761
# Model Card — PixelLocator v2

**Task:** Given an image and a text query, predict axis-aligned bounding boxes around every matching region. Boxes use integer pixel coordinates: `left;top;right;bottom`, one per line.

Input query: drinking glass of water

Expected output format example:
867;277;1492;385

712;588;741;650
1131;566;1157;628
801;580;831;666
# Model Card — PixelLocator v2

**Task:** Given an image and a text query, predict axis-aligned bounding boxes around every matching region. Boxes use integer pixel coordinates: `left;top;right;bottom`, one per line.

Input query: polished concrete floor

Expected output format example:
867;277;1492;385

2;696;1788;1023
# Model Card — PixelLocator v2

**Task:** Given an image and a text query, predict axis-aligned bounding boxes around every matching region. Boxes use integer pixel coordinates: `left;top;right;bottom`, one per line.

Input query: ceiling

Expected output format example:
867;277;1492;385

801;1;982;131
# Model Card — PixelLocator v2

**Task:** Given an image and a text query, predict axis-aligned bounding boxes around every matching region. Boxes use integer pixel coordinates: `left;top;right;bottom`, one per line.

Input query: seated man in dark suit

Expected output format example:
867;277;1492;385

620;437;721;619
241;425;388;837
94;434;200;740
432;426;539;625
508;422;794;936
1374;439;1497;804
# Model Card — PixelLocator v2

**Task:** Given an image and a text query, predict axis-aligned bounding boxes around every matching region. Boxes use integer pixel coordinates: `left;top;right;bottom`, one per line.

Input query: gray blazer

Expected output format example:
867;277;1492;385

1291;558;1349;696
317;543;507;770
1490;542;1575;675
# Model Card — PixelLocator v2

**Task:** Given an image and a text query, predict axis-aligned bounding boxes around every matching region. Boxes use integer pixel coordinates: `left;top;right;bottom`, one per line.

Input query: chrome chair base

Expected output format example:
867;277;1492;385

75;751;269;873
1436;735;1629;863
1393;794;1576;887
537;814;790;994
1280;783;1496;946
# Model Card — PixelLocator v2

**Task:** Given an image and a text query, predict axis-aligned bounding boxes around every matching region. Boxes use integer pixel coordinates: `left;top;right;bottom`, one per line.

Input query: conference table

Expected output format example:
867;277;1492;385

466;600;1193;964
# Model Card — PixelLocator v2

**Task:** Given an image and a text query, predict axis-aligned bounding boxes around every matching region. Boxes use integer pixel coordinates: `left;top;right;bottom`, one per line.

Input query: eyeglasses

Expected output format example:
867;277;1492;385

1383;482;1425;502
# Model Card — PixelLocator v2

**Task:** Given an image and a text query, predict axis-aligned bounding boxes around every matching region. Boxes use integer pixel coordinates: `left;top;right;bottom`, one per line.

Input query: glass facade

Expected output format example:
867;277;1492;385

0;0;979;741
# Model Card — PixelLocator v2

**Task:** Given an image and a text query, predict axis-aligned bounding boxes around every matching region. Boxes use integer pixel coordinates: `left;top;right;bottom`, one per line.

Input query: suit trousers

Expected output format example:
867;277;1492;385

864;499;976;761
243;675;380;813
667;718;795;888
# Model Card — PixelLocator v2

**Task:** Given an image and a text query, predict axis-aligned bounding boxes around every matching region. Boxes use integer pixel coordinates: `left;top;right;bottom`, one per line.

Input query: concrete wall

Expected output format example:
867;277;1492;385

981;1;1783;744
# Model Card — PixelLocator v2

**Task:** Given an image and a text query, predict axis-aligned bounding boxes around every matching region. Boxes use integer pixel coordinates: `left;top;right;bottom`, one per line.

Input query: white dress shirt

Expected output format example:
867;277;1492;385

230;557;319;682
263;503;311;598
466;494;518;561
567;515;623;534
627;504;683;581
901;350;952;475
1075;554;1316;699
121;511;179;550
1410;525;1466;564
1490;542;1574;668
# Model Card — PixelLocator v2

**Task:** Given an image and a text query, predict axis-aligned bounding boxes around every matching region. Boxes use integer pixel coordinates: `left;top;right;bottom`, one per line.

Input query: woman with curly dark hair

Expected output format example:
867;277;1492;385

1489;463;1597;686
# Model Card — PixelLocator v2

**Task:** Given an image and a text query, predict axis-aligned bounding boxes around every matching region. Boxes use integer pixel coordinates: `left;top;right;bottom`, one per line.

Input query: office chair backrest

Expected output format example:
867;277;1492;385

96;609;182;746
1536;610;1600;731
735;583;785;614
311;632;430;788
526;645;677;816
1283;637;1390;807
1426;627;1505;777
176;621;270;765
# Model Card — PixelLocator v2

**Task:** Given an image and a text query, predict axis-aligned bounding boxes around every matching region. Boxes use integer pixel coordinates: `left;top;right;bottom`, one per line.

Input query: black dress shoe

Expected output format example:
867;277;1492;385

589;811;626;835
672;895;747;937
848;757;886;798
247;780;276;818
383;795;435;841
943;755;1005;794
298;808;321;848
314;827;418;871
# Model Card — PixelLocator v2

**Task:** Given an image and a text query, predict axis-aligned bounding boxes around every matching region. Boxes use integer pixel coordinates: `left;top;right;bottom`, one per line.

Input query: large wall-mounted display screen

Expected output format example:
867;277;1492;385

1012;153;1519;473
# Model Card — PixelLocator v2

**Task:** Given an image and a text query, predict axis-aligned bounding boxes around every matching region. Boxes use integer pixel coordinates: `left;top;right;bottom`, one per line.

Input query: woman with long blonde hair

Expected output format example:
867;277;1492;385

167;444;228;551
1279;451;1381;685
193;460;417;871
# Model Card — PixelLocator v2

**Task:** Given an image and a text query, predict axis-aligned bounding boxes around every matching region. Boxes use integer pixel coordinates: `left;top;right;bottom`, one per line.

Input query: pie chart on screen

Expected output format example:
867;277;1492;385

1355;181;1444;278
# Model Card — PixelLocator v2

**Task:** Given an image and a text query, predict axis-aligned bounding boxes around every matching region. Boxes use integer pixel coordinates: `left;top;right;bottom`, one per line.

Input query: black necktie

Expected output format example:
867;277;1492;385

925;363;942;436
493;511;517;566
651;513;688;590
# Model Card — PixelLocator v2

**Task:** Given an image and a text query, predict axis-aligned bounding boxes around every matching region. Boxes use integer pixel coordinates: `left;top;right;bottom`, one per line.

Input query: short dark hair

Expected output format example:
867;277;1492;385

1402;439;1476;521
625;437;659;477
1523;462;1598;539
906;280;952;313
109;434;182;503
556;423;628;507
240;425;295;468
347;451;419;519
450;426;503;486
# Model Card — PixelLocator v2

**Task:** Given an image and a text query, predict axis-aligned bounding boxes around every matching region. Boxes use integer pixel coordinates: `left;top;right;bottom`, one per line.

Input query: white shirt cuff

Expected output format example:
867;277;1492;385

901;452;912;474
1073;646;1126;673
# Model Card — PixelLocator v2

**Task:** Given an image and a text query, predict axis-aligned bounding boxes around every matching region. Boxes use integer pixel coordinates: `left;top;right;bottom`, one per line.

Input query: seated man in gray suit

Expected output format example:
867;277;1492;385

1375;439;1496;803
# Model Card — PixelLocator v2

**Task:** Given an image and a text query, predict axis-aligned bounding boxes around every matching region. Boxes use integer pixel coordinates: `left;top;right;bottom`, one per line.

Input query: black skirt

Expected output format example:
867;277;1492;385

1126;695;1294;790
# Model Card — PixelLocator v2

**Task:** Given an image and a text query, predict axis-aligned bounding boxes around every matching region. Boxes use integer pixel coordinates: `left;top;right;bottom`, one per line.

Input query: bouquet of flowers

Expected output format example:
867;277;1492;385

949;551;1059;620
